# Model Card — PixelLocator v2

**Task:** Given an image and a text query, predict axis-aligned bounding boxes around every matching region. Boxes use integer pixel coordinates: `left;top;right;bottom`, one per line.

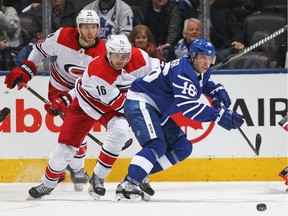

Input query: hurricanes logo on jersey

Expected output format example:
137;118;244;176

64;64;86;78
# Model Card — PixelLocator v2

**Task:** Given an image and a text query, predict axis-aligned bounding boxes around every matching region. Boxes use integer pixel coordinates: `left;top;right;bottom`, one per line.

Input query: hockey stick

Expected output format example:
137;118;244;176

234;121;262;156
0;107;10;123
20;82;132;150
221;103;262;156
212;24;288;70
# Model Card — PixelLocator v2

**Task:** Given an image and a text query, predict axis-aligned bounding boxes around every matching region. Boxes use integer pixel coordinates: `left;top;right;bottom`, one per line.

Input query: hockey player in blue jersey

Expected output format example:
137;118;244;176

115;38;244;201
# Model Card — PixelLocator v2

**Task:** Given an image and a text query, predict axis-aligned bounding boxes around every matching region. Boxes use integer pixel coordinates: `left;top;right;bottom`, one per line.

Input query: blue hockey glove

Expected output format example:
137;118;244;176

213;108;244;131
210;84;231;109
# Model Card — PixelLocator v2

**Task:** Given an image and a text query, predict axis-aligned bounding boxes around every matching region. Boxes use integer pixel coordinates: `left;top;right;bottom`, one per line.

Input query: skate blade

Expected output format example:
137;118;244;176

26;195;42;201
142;192;151;202
114;193;145;202
88;185;101;201
74;183;84;192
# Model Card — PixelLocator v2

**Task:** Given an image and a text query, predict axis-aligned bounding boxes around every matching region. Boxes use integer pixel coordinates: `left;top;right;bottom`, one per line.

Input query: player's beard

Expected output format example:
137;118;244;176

79;33;96;47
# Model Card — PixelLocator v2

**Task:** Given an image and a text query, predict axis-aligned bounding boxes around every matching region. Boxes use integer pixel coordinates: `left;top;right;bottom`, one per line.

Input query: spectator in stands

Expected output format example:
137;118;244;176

0;0;29;70
0;1;23;48
129;25;163;61
0;32;11;70
209;0;263;25
178;0;199;21
14;25;44;69
167;18;201;61
32;0;79;34
122;0;150;27
210;0;245;61
13;0;41;14
83;0;133;41
179;0;245;65
143;0;182;61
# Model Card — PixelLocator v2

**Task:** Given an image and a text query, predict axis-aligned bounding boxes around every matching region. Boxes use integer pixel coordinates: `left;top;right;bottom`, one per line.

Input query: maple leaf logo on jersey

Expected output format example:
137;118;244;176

64;64;86;78
171;95;215;144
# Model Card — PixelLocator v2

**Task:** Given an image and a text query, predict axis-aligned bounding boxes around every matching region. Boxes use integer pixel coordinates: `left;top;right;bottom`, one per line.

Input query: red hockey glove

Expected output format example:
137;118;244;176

4;60;37;90
44;92;73;116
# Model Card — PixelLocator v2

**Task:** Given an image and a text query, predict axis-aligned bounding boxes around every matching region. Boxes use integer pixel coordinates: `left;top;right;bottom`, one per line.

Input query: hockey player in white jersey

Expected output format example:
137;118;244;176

84;0;133;41
26;34;160;200
115;38;244;201
4;10;106;191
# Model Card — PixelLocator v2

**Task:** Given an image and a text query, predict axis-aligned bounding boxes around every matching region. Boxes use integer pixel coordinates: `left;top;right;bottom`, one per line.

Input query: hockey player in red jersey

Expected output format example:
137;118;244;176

4;10;106;191
26;34;160;200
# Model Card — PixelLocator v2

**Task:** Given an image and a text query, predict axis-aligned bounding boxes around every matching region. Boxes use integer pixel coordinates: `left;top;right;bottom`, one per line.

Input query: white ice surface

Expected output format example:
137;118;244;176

0;182;287;216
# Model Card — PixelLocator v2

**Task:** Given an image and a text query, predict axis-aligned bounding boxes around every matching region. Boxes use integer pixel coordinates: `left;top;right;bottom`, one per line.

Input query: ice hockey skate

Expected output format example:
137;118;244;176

66;165;89;191
279;167;288;186
27;183;54;200
139;176;155;196
88;173;106;200
114;180;150;202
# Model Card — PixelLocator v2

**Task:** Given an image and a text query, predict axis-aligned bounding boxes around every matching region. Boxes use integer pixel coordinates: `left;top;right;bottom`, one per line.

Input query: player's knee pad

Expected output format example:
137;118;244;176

105;116;129;153
143;138;167;159
50;143;78;164
172;136;193;162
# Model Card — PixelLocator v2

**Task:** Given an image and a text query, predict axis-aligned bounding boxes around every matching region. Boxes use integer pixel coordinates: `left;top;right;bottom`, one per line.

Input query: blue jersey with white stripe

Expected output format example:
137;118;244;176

129;56;218;122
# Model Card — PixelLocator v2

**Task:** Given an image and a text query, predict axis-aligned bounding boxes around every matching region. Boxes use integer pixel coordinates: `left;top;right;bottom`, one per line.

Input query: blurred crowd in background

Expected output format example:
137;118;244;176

0;0;287;71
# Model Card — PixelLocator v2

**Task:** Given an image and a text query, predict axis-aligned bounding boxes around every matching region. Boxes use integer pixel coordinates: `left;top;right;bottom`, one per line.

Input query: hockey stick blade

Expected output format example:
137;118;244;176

0;107;10;123
255;133;262;156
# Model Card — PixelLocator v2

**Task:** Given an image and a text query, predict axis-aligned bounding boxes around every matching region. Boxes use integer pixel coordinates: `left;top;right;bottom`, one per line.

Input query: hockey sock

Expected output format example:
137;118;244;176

43;143;77;188
127;138;166;185
69;141;87;171
94;147;119;179
150;136;193;174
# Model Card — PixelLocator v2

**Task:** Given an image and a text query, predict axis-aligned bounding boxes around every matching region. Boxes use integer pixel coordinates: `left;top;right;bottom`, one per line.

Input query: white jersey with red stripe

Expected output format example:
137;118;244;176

75;47;160;120
28;27;106;92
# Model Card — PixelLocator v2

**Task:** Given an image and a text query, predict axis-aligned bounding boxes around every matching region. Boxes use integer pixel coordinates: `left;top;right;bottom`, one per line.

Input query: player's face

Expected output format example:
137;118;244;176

109;53;131;70
79;24;98;44
134;30;148;50
193;54;213;73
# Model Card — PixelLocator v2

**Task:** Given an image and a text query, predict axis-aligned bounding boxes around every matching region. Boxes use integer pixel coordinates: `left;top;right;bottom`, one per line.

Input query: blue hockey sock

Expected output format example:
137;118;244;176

127;138;166;185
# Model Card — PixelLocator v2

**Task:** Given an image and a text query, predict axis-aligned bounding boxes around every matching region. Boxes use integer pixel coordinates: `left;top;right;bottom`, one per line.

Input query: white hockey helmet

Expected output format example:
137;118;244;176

76;10;100;29
106;35;132;68
106;34;132;55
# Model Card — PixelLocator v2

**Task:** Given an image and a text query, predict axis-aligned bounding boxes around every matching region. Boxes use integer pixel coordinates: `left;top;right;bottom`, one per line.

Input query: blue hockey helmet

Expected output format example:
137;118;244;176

189;38;216;64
